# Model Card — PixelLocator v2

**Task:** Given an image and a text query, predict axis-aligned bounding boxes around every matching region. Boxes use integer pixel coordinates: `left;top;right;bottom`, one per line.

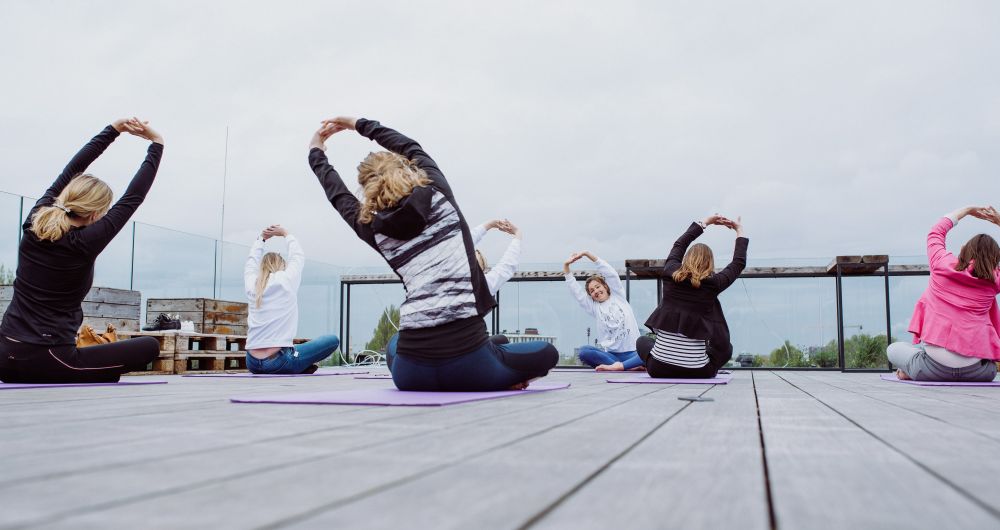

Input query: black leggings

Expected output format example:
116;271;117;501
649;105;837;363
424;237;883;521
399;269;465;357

0;335;160;383
637;336;720;379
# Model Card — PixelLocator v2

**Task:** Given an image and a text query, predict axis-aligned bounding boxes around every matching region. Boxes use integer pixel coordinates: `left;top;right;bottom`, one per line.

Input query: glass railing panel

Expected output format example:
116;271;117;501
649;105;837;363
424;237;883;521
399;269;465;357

841;275;891;369
721;277;840;368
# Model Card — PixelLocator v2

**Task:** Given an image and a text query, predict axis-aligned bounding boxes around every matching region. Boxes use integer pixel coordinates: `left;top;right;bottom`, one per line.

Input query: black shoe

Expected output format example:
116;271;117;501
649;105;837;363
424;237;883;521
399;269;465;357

143;313;181;331
300;364;319;374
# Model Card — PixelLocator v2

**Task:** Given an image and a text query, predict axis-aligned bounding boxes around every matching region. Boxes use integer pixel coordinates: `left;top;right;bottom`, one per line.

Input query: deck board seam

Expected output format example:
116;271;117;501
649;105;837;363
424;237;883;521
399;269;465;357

515;385;714;529
753;372;779;530
258;385;677;530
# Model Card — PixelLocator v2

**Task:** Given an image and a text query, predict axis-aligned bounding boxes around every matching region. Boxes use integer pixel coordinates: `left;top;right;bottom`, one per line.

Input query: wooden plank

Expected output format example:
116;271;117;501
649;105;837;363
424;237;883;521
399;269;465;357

533;377;770;530
754;371;999;528
0;375;627;528
80;317;140;332
146;299;205;312
780;372;1000;510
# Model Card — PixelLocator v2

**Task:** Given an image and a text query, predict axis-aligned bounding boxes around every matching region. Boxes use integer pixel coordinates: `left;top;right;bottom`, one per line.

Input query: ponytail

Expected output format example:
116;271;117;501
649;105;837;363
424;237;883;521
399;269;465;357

254;252;287;307
30;206;73;242
30;174;113;242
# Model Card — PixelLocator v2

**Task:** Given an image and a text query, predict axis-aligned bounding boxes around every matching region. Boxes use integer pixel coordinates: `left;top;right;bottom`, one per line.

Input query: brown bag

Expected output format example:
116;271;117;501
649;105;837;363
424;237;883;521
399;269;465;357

76;323;119;348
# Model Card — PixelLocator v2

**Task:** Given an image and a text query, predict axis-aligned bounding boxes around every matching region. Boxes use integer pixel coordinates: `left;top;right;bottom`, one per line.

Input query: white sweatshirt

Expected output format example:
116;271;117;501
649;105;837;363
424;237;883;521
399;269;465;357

565;258;641;353
244;235;305;350
470;223;521;294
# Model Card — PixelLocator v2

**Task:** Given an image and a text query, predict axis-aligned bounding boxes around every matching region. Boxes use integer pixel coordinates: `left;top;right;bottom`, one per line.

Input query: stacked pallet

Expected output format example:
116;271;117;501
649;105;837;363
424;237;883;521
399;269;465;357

145;298;248;335
121;331;313;375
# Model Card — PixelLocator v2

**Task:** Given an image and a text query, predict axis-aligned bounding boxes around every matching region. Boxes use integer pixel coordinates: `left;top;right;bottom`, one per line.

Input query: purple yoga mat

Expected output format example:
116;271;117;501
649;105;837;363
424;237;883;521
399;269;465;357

550;368;733;375
606;374;733;385
880;373;1000;387
183;369;368;378
230;382;571;406
354;374;393;379
0;381;167;390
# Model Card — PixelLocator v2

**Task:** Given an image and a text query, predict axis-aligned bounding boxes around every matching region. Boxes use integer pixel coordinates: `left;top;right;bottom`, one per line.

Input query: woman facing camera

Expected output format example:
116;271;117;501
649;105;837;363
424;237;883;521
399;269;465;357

0;119;164;383
564;251;643;371
640;215;747;378
244;225;340;374
888;206;1000;382
308;116;557;391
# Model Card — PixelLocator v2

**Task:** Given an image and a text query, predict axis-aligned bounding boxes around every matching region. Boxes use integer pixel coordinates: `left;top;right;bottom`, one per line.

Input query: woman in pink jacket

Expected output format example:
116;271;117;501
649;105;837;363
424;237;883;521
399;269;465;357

888;206;1000;382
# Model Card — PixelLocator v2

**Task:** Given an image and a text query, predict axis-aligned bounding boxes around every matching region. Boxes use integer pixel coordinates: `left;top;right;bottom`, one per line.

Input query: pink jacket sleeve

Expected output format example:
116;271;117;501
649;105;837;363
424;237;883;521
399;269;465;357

926;217;954;269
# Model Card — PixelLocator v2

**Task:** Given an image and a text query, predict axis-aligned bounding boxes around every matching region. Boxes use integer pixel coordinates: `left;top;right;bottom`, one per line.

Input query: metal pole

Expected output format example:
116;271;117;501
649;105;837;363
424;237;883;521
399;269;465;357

836;265;846;372
625;266;631;301
883;262;892;369
338;282;344;363
212;240;218;299
129;222;136;290
18;196;24;242
492;290;500;336
345;283;351;364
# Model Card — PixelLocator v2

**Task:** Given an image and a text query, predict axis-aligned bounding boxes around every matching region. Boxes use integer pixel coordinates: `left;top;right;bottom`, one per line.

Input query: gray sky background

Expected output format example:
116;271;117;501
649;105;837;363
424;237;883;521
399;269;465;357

3;0;1000;267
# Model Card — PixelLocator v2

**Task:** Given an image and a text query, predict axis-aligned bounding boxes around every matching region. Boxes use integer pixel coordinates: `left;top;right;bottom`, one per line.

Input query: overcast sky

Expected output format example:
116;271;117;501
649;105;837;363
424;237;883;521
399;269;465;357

3;0;1000;269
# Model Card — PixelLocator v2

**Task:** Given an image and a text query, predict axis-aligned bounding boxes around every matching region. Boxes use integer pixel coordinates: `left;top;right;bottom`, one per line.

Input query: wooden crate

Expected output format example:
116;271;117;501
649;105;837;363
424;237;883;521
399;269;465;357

1;286;141;332
146;298;248;335
117;330;179;375
173;332;247;374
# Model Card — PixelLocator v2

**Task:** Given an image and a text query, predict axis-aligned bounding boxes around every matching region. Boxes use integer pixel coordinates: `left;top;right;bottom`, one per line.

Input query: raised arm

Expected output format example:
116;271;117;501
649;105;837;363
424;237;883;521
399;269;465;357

308;124;376;248
323;117;452;197
282;233;306;290
484;222;522;293
244;235;266;296
563;252;596;316
34;124;122;215
77;121;164;254
584;253;626;297
664;223;704;271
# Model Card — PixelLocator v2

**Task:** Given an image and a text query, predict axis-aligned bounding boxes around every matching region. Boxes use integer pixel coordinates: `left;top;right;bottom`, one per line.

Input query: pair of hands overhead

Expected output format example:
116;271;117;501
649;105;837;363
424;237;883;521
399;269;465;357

309;117;358;151
261;224;288;241
485;219;521;239
965;206;1000;227
563;251;598;274
112;117;164;144
702;213;744;237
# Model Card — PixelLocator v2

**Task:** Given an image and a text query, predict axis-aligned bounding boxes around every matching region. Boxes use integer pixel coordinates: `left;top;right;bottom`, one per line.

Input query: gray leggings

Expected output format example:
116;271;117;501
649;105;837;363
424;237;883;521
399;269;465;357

887;342;997;382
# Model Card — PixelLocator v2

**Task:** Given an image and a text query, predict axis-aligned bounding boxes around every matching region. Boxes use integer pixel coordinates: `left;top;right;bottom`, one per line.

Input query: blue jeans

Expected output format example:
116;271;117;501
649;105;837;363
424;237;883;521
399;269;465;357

246;334;340;374
385;333;559;391
577;345;642;370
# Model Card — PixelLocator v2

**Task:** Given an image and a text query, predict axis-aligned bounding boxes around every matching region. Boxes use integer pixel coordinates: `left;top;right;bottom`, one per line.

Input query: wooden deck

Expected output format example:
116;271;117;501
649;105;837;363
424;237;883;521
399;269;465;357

1;371;999;529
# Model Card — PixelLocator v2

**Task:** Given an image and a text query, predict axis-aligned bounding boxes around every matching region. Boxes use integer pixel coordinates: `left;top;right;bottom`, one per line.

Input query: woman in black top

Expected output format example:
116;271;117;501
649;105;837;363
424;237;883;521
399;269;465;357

640;215;748;378
308;117;558;391
0;119;164;383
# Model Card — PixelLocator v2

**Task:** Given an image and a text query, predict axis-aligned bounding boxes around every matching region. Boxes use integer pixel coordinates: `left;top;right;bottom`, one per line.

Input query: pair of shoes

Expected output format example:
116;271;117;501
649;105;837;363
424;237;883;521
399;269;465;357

143;313;181;331
180;321;195;332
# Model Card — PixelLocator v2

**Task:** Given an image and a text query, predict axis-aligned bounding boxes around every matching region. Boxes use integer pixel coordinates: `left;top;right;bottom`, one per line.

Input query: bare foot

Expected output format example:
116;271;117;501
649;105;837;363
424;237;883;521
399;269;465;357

596;362;625;372
508;381;529;390
896;368;911;380
628;365;646;372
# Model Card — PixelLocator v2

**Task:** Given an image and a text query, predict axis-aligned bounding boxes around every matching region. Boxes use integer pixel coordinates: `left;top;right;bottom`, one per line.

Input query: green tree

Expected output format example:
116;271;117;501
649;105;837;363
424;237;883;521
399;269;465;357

0;264;13;285
845;333;889;369
364;305;400;354
810;340;839;368
769;340;808;367
751;354;769;367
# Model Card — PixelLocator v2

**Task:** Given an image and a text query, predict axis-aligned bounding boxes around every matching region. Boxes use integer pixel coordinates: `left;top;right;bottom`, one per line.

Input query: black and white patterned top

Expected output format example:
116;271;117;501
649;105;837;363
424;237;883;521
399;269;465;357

309;119;494;358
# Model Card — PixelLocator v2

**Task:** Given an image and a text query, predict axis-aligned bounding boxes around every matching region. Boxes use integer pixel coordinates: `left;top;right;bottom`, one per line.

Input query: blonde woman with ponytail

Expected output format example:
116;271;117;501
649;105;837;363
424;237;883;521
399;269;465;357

308;116;557;391
0;118;164;384
639;214;748;379
243;225;339;374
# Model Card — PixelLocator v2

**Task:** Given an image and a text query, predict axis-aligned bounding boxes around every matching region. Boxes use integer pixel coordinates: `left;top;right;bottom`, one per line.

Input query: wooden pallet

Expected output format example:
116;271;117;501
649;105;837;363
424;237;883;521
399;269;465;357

117;330;178;375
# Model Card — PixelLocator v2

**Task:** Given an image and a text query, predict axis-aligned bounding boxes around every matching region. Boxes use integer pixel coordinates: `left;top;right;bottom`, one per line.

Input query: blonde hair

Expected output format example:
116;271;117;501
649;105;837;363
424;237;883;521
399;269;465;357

31;174;113;242
254;252;287;308
356;151;431;224
672;243;715;288
475;249;488;271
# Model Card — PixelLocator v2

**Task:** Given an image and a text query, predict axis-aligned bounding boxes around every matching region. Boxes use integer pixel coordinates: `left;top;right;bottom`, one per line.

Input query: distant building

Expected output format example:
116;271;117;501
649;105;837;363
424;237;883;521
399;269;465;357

500;329;556;346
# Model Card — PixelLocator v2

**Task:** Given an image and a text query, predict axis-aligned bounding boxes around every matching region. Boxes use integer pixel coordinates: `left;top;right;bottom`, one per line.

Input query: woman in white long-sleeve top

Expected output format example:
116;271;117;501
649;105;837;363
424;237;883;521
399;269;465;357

472;219;522;345
564;251;643;371
243;225;339;374
471;218;521;295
